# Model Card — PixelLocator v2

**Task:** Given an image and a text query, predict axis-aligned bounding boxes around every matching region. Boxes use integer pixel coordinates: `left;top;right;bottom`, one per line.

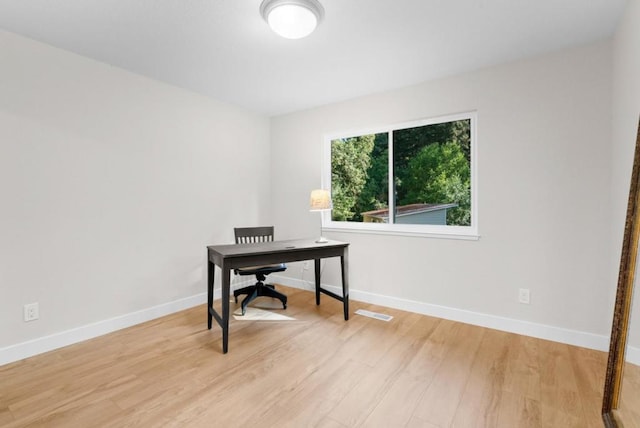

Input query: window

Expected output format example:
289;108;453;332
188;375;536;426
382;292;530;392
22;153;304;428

323;112;477;239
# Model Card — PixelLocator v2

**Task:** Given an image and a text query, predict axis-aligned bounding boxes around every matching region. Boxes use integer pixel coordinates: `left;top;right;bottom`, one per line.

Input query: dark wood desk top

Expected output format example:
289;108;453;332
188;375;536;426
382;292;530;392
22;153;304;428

207;239;349;269
207;238;348;256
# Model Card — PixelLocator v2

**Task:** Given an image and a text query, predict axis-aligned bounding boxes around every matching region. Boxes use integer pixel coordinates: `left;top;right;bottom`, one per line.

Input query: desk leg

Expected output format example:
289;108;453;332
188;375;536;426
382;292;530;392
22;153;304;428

207;260;214;330
341;250;349;320
221;265;231;354
314;258;321;305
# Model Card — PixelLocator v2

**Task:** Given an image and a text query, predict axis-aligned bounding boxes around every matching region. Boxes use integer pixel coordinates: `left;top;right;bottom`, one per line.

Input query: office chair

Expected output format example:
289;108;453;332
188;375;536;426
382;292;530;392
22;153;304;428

233;226;287;316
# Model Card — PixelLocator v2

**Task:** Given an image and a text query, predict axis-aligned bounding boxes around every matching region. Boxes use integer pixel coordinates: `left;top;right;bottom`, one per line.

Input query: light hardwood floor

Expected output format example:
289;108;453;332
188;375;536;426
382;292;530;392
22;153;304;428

0;286;608;427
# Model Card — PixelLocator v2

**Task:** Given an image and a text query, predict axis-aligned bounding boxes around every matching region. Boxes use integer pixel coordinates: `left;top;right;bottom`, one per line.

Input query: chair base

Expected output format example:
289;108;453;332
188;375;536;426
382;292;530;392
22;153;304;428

234;282;287;316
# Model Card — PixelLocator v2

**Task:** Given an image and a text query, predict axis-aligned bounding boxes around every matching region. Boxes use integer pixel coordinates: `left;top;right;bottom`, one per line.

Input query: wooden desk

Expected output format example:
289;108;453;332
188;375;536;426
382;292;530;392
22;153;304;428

207;239;349;353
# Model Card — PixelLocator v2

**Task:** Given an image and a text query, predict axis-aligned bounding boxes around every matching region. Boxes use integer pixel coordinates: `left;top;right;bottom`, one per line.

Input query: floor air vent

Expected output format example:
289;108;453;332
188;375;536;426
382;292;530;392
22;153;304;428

355;309;393;322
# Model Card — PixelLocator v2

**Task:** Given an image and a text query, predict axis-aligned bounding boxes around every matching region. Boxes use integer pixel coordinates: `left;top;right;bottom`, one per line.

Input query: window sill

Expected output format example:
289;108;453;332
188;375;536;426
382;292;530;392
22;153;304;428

322;225;480;241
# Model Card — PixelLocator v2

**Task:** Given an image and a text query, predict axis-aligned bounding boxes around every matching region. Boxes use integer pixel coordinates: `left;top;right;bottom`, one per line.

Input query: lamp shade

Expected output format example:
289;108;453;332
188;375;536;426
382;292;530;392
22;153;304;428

260;0;324;39
309;189;332;211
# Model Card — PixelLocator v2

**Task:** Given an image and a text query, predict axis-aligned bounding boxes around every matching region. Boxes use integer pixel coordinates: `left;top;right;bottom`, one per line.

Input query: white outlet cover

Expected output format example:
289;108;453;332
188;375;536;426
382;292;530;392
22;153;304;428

24;303;39;321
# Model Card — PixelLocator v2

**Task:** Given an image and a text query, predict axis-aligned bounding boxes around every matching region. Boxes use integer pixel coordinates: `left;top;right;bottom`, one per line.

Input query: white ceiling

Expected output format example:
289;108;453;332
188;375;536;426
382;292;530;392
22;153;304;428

0;0;628;116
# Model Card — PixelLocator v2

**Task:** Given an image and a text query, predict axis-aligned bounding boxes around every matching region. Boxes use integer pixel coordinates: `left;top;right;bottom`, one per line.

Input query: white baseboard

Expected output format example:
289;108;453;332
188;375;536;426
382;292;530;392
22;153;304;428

0;277;264;367
0;291;210;367
627;345;640;366
2;277;632;367
271;275;613;353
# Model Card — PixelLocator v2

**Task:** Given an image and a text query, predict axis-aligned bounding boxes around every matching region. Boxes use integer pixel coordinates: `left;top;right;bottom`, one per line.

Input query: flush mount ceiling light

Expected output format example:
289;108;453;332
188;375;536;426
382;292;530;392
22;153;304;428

260;0;325;40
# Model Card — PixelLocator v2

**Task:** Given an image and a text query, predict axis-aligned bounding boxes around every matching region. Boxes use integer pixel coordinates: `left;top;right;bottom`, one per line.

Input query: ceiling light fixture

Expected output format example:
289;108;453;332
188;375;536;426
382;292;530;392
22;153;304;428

260;0;324;40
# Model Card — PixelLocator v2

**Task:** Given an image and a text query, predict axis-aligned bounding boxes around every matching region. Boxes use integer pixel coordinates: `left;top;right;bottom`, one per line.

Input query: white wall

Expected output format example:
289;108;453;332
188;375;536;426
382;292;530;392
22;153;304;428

0;31;270;353
2;9;633;364
271;41;613;346
612;0;640;353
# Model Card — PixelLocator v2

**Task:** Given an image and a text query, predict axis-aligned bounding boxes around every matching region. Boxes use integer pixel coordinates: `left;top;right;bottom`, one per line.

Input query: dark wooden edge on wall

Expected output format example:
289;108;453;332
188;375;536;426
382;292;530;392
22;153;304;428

602;118;640;427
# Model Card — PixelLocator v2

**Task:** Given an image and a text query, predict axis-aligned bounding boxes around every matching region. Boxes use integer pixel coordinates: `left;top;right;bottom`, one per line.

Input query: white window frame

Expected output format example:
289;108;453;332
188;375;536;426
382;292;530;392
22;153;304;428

321;111;478;240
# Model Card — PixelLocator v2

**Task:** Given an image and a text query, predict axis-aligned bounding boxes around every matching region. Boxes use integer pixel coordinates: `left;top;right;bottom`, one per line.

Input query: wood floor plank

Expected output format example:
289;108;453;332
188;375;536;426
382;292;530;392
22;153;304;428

495;393;542;428
0;286;611;427
568;346;608;428
0;406;15;426
538;341;591;427
502;334;541;399
410;322;486;427
360;371;429;427
450;328;511;427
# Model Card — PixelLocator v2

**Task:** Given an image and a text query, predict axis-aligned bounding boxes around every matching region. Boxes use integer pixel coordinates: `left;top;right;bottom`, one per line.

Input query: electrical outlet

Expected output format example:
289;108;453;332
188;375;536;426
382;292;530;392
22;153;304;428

303;261;310;270
518;288;530;305
24;302;39;321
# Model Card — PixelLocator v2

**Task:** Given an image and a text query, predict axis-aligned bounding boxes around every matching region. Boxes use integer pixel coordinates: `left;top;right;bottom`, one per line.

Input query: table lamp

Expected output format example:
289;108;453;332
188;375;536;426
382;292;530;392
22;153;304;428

309;189;332;243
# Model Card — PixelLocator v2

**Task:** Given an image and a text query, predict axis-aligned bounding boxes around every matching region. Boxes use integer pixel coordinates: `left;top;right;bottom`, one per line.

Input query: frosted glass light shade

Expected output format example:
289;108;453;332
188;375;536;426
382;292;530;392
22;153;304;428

260;0;324;39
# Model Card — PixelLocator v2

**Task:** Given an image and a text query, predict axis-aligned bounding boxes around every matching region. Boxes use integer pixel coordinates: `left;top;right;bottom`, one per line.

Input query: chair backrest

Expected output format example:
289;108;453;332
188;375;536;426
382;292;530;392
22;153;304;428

234;226;275;244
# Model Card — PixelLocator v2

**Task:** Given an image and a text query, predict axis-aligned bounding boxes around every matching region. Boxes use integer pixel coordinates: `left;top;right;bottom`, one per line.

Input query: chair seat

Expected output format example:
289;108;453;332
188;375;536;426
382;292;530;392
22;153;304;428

235;263;286;276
